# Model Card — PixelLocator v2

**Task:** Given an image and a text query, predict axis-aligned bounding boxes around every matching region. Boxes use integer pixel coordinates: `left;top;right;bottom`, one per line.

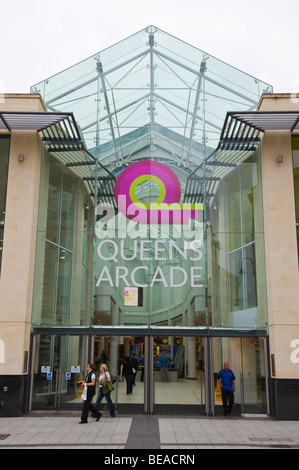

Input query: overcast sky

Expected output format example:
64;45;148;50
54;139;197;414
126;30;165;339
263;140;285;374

1;0;299;95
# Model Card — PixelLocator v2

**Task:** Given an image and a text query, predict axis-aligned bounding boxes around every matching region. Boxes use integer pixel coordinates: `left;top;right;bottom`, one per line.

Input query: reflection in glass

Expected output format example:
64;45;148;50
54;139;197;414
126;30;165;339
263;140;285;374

60;173;75;250
40;242;58;325
56;249;72;325
229;249;244;311
241;163;255;246
228;172;241;252
46;162;61;244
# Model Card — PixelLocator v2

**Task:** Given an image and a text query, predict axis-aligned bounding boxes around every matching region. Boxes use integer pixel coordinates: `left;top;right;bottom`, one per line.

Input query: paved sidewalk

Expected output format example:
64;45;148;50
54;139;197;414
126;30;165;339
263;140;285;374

1;414;299;449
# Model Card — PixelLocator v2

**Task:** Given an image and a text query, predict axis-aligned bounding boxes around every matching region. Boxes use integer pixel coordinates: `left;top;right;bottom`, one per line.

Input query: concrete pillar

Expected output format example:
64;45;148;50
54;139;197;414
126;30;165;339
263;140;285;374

261;129;299;379
0;129;42;377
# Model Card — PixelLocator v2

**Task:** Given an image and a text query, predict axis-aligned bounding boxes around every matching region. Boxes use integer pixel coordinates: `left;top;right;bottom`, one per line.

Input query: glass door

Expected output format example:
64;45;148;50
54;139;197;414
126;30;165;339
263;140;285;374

212;336;269;417
240;337;269;415
31;335;87;411
93;335;145;414
153;336;206;415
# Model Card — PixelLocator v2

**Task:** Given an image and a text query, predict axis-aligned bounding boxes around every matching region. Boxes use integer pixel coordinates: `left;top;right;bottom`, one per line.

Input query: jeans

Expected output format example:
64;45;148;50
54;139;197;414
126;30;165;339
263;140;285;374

160;367;169;382
125;374;134;395
94;388;115;417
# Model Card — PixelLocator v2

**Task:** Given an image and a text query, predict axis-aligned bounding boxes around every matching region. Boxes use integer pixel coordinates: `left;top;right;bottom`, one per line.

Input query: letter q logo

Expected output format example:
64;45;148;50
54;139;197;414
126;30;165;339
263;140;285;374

114;161;203;225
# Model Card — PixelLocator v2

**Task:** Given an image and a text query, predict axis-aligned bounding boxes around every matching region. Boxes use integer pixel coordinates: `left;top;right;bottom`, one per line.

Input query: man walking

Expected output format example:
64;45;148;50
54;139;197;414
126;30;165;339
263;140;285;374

159;353;170;382
218;362;236;416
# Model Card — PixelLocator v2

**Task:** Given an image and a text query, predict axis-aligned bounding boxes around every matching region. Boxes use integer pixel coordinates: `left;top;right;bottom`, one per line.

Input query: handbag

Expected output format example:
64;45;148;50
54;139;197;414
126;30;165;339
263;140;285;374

110;374;117;384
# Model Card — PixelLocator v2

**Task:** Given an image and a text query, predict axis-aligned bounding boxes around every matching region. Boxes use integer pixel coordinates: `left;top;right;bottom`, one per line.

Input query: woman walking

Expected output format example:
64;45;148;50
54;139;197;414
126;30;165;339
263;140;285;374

94;364;115;418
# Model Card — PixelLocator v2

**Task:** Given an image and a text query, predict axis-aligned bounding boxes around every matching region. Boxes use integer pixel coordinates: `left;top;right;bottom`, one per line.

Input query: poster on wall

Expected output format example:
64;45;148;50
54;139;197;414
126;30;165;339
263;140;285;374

124;287;138;306
173;345;185;378
129;344;142;359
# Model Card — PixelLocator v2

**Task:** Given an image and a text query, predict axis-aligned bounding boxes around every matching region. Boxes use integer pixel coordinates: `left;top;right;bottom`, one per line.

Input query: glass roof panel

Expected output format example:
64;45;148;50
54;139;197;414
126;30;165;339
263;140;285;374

31;25;272;172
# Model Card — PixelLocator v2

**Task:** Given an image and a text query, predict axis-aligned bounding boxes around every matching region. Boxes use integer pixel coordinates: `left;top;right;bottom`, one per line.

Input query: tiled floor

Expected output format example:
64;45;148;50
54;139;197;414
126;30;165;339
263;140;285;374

3;372;291;449
0;416;132;449
1;415;299;449
115;373;205;406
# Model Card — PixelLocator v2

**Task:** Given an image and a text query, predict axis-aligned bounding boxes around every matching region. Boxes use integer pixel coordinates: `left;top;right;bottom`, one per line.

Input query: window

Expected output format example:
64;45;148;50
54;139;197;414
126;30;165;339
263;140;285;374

40;161;75;325
228;161;257;312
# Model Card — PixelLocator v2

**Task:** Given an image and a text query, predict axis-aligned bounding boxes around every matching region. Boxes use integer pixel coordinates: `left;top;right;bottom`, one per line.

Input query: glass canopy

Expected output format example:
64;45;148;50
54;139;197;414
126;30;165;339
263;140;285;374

31;25;272;174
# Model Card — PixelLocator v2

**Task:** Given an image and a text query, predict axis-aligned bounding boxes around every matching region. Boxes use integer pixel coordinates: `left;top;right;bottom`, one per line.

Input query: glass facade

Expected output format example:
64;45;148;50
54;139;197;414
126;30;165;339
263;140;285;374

32;157;93;327
30;26;272;415
31;152;267;331
31;25;271;332
211;149;267;329
0;136;10;274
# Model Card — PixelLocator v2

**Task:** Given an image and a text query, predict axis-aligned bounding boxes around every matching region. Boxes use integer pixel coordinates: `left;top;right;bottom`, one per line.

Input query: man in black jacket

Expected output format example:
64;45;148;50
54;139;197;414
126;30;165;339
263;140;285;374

79;364;102;424
131;353;139;385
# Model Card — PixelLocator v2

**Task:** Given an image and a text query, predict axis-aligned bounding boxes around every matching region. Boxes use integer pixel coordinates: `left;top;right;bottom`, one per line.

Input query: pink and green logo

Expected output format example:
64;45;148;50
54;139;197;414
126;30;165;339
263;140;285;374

114;161;203;225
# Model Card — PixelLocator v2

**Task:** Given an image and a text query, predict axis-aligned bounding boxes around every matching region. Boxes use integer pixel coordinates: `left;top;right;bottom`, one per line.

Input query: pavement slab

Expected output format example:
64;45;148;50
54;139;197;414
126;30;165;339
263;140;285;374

1;414;299;449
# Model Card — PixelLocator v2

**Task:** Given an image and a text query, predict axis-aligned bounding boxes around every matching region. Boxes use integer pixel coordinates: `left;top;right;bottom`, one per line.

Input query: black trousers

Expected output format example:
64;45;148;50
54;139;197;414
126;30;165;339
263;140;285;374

221;389;234;414
81;392;101;422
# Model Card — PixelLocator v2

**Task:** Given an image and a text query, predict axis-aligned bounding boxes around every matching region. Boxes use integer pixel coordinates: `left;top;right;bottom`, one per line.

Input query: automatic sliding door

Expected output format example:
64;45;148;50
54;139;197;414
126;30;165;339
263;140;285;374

240;337;268;415
93;335;145;414
153;336;205;415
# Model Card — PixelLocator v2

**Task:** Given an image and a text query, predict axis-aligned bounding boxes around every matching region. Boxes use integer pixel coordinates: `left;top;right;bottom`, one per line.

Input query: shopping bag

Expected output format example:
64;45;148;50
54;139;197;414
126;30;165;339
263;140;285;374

81;384;87;401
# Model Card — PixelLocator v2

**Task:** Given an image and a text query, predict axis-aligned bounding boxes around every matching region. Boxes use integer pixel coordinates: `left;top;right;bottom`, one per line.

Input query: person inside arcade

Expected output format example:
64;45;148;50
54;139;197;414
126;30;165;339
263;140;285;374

218;362;236;416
